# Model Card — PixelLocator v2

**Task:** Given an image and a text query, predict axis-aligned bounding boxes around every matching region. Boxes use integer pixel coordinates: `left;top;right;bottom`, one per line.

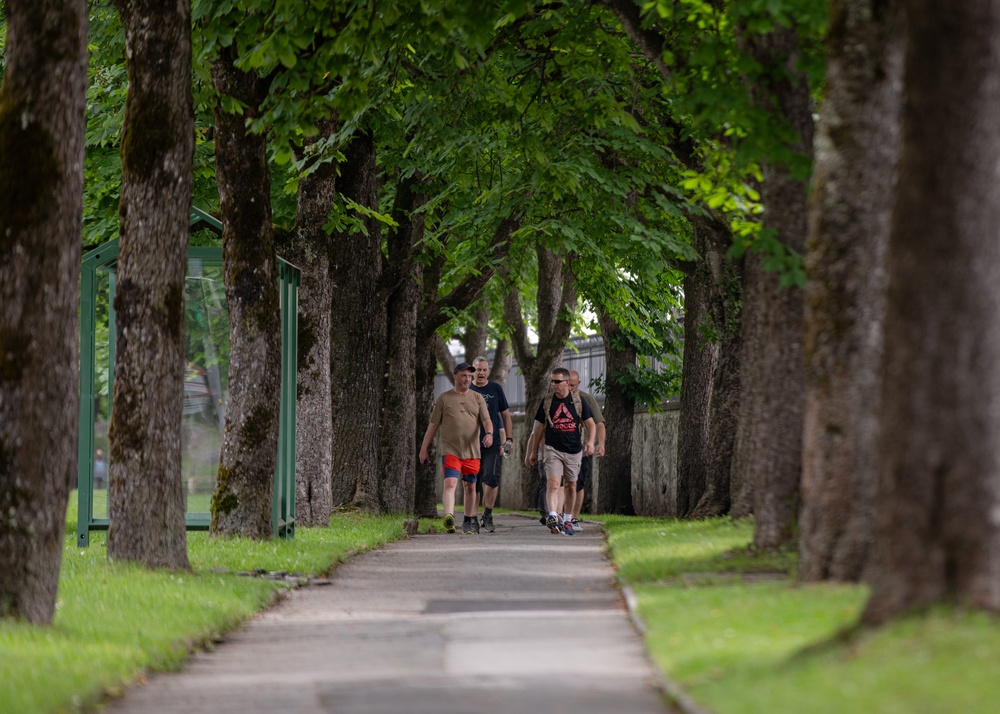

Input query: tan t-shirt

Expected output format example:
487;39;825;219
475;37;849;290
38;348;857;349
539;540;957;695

430;389;491;459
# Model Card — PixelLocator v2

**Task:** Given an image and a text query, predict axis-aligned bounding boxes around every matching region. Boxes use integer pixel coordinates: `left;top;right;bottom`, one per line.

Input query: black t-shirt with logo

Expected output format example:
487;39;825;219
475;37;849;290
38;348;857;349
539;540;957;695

534;393;593;454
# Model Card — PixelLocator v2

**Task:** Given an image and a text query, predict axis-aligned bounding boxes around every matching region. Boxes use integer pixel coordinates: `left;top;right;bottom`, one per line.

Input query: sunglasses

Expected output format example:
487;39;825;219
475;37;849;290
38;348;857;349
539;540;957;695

551;379;566;384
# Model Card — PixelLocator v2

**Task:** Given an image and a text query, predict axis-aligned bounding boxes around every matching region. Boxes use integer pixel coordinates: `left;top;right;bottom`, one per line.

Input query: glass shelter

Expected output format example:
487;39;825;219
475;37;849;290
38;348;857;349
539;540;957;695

77;207;299;546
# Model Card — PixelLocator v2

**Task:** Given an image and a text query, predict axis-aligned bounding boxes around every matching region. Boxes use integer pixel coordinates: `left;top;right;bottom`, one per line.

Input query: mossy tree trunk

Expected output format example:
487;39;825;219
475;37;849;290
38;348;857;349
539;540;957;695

379;175;427;514
280;121;336;528
0;0;88;624
504;244;577;509
731;24;814;551
106;0;193;567
689;216;743;520
594;309;637;515
209;57;281;538
675;255;718;517
799;0;902;583
329;130;385;512
864;0;1000;624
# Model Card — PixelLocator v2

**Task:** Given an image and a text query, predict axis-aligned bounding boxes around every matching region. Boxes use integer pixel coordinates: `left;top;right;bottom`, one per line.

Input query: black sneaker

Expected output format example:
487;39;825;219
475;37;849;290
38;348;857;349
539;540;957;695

481;513;496;533
539;515;548;526
462;518;480;534
545;514;561;534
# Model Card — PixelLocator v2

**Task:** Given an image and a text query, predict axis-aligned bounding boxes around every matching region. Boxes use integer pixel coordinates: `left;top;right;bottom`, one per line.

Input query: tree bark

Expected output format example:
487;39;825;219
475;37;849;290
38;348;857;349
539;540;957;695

379;175;427;514
504;244;577;508
799;0;903;583
209;59;281;538
864;0;1000;624
690;217;744;519
490;338;513;385
0;0;87;624
595;310;637;515
462;307;491;363
280;121;336;527
675;256;718;517
106;0;193;566
329;130;385;511
732;24;814;550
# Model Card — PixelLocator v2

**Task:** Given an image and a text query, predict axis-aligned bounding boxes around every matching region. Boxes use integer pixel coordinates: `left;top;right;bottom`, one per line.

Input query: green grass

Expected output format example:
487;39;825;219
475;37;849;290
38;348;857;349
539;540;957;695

3;499;407;714
600;515;1000;714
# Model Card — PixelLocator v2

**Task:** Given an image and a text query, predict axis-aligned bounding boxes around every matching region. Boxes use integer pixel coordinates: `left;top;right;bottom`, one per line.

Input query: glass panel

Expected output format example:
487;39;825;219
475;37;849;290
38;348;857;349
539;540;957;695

183;258;228;516
92;267;113;519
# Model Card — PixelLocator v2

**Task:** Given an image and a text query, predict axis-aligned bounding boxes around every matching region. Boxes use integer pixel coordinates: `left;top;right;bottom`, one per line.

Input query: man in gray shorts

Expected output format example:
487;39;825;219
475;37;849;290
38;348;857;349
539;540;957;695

525;367;595;535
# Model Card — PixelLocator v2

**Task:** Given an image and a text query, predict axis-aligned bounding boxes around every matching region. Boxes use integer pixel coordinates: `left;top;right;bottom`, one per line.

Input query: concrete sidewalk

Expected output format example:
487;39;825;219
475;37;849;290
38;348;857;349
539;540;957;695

107;513;671;714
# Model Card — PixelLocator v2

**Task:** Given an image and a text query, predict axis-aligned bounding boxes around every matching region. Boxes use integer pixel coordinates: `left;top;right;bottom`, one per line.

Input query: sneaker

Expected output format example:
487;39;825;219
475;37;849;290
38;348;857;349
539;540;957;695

546;514;561;534
443;513;456;533
562;519;575;536
462;518;480;534
481;513;496;533
540;515;548;526
571;518;582;533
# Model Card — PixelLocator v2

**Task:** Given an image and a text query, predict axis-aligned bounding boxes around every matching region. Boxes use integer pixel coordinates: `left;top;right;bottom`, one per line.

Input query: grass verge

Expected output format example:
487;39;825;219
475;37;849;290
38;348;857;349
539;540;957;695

2;500;406;714
600;515;1000;714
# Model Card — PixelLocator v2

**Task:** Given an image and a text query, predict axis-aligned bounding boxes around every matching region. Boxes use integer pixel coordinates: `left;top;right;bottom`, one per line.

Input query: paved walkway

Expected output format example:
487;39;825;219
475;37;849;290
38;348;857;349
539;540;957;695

107;513;670;714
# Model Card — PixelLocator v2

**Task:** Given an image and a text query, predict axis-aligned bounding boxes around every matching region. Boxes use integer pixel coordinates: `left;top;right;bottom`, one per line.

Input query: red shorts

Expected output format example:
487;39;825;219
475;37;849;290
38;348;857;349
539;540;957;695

443;455;481;483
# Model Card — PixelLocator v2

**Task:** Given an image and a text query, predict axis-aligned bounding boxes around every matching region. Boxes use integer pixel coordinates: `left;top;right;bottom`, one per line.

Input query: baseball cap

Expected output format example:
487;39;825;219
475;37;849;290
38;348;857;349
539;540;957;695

453;361;475;374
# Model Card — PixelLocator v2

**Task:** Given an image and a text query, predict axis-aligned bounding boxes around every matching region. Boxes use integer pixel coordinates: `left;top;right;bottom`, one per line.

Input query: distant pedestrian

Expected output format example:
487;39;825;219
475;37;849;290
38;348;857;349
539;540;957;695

470;356;513;533
525;367;595;535
94;448;108;490
567;370;605;532
419;362;494;534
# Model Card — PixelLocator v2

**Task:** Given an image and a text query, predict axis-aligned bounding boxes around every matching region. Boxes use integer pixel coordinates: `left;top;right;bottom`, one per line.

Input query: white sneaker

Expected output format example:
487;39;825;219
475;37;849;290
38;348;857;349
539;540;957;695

571;518;582;533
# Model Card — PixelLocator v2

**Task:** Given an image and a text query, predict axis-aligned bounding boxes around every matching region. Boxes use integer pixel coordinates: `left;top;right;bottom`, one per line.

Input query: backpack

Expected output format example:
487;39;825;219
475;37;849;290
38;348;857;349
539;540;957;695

542;389;583;432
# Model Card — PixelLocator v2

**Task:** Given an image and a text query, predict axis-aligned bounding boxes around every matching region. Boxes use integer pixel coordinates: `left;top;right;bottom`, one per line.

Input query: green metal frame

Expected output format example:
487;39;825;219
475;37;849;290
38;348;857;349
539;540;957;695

77;208;299;546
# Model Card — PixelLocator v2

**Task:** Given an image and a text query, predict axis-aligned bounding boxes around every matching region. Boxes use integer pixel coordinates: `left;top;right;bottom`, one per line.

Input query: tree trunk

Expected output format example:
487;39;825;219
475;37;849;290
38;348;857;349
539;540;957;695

733;24;814;550
462;307;490;362
329;130;384;511
690;217;743;520
209;60;281;538
379;175;427;514
280;122;336;527
0;0;87;624
504;245;577;508
106;0;193;567
490;338;513;385
414;335;440;517
864;1;1000;624
595;310;636;515
675;257;718;517
799;0;903;583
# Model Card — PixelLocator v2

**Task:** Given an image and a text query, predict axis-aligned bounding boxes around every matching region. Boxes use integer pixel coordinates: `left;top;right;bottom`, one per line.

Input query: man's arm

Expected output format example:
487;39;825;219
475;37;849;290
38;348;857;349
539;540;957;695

478;395;494;448
524;421;544;467
418;422;438;464
596;422;607;458
501;408;513;451
582;417;596;456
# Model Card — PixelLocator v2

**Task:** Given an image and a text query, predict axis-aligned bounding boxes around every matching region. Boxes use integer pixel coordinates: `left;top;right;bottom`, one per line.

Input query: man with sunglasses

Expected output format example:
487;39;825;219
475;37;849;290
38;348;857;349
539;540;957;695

525;367;596;535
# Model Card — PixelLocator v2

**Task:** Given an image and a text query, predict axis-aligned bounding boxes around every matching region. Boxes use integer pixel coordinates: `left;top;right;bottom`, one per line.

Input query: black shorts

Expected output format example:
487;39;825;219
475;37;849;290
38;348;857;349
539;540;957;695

477;450;502;489
577;454;592;492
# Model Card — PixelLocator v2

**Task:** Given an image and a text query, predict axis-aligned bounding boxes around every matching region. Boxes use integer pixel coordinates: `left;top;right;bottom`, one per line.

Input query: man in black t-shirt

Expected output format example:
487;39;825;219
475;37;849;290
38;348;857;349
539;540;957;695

525;367;595;535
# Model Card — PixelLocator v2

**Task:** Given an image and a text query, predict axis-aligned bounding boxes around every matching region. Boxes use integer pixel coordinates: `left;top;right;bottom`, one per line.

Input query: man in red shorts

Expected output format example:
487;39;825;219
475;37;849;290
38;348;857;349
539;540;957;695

419;362;494;533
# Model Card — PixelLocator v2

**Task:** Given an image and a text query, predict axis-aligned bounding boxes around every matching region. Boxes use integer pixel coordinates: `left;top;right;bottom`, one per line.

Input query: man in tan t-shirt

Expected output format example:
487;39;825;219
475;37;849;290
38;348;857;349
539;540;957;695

419;362;493;534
